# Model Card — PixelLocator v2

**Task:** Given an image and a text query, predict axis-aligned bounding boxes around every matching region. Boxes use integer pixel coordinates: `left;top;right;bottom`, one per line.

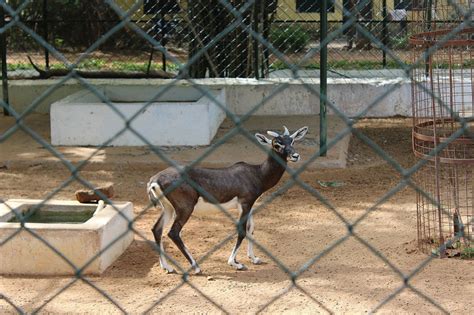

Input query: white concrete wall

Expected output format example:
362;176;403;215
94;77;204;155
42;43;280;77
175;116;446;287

2;78;412;118
98;202;135;273
206;89;226;140
51;88;226;146
222;78;412;117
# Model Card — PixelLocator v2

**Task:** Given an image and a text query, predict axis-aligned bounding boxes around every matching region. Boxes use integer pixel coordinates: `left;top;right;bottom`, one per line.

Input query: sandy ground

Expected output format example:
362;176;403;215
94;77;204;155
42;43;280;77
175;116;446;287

0;118;472;314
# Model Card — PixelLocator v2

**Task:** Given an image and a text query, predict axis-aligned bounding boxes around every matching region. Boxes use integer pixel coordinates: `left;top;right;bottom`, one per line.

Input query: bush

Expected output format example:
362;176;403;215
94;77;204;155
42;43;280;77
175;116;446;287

390;35;409;49
271;25;310;53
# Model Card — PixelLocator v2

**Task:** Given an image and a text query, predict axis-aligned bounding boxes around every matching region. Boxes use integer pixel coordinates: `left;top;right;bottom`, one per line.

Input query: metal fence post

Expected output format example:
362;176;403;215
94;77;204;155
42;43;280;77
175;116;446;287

43;0;49;70
382;0;387;68
253;0;259;79
320;0;328;156
0;4;9;116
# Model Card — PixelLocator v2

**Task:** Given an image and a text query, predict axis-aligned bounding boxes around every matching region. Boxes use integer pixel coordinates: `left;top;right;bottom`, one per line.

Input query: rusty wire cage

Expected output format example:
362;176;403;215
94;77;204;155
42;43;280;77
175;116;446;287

410;2;473;258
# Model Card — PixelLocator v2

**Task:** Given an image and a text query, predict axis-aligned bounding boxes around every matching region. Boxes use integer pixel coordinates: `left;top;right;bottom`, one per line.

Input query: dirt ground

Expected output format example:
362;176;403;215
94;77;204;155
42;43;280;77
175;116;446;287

0;118;472;314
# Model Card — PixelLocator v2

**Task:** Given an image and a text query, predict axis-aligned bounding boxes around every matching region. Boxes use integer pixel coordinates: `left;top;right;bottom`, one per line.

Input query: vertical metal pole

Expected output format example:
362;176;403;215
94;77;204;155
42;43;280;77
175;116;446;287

0;6;9;116
252;0;259;79
320;0;328;156
43;0;49;70
424;0;432;77
382;0;387;68
262;0;269;77
427;42;445;258
162;51;166;72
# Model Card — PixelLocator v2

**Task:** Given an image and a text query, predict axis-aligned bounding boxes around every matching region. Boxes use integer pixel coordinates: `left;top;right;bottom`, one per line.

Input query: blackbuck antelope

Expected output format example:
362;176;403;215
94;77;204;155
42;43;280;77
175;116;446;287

147;126;308;274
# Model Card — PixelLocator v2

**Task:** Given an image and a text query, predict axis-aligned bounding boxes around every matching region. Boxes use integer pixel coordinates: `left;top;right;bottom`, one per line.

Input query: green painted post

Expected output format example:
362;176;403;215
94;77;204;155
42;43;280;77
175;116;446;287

382;0;387;68
43;0;49;70
320;0;328;156
0;6;9;116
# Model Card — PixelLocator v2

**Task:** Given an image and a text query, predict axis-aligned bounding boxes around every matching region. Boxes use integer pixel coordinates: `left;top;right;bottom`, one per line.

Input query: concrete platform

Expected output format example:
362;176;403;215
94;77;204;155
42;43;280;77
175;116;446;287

51;87;226;146
0;113;350;170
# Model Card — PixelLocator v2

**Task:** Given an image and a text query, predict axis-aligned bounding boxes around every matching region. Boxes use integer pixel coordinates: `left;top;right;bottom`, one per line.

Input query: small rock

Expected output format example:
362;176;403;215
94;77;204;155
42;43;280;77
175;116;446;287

75;184;114;203
207;276;214;281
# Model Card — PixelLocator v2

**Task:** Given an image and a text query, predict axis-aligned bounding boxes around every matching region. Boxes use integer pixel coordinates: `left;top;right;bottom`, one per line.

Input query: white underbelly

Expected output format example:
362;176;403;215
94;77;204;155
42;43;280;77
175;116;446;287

193;196;240;212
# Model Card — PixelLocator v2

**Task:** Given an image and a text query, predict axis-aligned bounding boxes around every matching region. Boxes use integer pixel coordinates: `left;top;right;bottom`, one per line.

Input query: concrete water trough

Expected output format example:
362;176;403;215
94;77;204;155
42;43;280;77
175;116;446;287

51;86;226;146
0;199;134;275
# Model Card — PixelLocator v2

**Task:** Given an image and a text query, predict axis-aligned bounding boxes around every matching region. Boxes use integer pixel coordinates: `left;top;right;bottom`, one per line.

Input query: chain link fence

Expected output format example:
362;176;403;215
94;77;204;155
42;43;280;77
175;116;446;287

1;0;473;313
2;0;467;79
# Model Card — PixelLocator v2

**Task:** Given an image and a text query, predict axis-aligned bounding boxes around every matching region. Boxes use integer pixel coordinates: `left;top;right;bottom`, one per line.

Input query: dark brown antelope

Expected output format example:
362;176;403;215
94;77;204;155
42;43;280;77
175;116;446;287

147;126;308;274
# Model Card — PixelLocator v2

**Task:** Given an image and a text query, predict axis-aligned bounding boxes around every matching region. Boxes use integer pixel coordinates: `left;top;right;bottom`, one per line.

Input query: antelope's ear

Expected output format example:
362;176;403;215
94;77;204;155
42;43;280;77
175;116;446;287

255;133;272;146
290;126;308;141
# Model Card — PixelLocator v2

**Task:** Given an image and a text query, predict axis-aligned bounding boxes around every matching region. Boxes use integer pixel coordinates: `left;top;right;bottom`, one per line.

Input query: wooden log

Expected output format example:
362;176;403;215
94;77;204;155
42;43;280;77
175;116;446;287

26;56;175;79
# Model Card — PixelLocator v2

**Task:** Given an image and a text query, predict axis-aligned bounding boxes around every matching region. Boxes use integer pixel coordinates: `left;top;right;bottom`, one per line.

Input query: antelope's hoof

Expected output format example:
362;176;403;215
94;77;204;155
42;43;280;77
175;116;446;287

228;260;247;271
234;263;247;271
250;257;262;265
162;266;175;274
237;264;247;271
160;262;175;274
193;267;202;275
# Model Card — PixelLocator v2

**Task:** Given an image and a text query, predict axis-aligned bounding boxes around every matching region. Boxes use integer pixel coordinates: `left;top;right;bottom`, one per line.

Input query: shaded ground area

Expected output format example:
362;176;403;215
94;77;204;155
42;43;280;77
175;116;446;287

0;114;349;170
0;118;472;314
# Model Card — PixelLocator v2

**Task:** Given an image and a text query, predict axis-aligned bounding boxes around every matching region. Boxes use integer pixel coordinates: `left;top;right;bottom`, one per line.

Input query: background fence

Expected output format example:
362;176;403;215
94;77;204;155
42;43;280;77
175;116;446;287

1;0;460;80
0;0;473;313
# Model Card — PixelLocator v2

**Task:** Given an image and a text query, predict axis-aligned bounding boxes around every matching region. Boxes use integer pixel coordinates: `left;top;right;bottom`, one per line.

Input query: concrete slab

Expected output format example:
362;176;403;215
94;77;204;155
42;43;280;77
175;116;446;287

0;199;134;275
51;87;226;146
0;113;350;170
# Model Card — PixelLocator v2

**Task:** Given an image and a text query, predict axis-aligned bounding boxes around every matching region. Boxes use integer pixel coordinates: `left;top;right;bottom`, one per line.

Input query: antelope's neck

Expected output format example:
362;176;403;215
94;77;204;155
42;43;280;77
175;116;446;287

260;153;287;191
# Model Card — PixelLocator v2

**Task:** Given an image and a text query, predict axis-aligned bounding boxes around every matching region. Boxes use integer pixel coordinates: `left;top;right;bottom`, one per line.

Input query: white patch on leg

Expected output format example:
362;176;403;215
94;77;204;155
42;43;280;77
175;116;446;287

228;245;246;270
227;201;246;270
247;211;262;265
159;241;175;273
148;183;176;274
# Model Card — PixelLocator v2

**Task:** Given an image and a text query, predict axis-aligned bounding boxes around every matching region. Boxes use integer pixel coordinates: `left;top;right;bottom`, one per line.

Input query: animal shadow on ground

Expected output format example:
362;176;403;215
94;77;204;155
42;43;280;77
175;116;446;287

102;239;158;278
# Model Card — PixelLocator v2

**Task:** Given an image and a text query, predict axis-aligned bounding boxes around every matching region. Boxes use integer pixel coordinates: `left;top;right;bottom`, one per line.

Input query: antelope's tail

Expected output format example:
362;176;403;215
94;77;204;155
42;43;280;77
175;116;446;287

147;182;162;207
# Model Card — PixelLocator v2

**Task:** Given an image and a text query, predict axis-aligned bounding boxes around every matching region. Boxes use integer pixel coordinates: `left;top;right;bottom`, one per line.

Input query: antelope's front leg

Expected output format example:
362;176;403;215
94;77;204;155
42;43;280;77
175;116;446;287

247;211;262;265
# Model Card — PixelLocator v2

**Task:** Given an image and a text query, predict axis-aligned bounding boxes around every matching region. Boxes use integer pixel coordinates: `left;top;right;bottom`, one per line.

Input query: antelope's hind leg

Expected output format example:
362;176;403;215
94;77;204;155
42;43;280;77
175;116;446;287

151;204;175;274
168;205;202;275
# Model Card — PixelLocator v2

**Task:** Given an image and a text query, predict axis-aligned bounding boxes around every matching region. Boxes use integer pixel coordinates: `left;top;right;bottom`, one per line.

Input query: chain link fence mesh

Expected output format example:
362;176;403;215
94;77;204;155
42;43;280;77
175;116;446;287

0;0;473;313
2;0;468;79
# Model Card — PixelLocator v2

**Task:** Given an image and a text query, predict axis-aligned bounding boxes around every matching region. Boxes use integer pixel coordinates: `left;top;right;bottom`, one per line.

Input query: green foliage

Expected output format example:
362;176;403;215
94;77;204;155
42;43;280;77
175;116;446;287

54;38;65;48
270;59;409;71
461;246;473;259
7;62;32;71
4;60;179;74
271;26;310;53
111;61;148;72
80;59;107;70
390;35;409;49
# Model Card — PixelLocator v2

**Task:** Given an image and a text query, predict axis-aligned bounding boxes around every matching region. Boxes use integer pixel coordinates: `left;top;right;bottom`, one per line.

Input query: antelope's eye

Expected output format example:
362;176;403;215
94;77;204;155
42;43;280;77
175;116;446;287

273;142;285;150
